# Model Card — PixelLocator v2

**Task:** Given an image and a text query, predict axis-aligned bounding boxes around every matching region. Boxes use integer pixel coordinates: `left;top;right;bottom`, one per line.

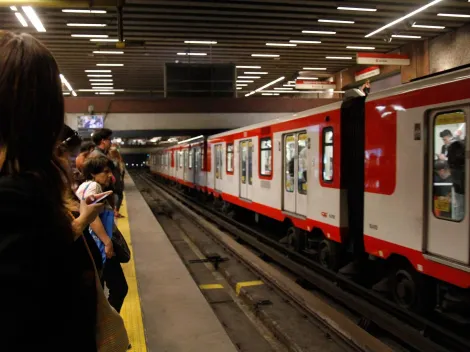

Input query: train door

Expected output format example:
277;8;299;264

214;144;223;191
283;132;308;216
239;139;253;200
183;149;189;181
194;146;201;185
426;106;470;265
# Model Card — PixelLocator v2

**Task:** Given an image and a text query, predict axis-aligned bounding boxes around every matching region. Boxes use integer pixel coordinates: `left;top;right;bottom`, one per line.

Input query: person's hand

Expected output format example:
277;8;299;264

104;240;114;258
439;154;447;161
75;191;113;230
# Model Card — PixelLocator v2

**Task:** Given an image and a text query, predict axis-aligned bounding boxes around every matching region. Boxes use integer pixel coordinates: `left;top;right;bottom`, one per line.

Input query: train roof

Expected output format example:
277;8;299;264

208;66;470;140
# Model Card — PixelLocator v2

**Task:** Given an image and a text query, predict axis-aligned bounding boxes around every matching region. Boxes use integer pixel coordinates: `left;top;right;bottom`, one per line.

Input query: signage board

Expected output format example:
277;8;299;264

357;53;410;66
355;66;380;81
295;80;336;90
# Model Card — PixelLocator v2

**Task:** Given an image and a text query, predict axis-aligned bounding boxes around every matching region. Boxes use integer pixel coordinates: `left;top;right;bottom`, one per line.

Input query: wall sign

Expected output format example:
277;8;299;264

295;80;336;90
355;66;380;81
357;53;410;66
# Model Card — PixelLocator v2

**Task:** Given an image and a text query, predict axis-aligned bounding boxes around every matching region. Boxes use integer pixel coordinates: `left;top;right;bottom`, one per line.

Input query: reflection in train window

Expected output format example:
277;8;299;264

179;151;184;168
227;143;234;173
322;128;334;182
433;111;466;222
285;134;295;192
189;149;194;169
260;137;272;176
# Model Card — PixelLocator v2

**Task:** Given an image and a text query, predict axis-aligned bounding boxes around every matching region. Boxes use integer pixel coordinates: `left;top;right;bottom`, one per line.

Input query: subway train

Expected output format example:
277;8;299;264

150;67;470;316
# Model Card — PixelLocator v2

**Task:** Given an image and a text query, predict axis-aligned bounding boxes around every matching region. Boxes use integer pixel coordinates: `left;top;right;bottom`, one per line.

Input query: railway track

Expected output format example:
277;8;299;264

134;170;470;352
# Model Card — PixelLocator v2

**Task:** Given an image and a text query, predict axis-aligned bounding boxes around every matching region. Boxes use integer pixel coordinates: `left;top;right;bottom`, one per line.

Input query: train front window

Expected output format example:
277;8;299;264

432;110;466;222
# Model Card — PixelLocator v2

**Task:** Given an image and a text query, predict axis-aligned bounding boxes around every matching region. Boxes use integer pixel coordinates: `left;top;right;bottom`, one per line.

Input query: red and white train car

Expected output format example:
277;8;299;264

152;67;470;312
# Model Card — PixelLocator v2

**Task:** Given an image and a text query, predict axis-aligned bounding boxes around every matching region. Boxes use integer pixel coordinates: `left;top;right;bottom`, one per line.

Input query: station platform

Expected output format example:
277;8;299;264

117;174;238;352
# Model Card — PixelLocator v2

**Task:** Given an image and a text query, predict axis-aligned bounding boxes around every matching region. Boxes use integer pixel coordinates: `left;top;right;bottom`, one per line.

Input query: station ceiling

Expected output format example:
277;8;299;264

1;0;470;97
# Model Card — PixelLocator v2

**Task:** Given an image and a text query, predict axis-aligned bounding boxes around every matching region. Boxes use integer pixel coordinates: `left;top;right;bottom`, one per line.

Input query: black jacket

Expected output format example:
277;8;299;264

0;175;97;351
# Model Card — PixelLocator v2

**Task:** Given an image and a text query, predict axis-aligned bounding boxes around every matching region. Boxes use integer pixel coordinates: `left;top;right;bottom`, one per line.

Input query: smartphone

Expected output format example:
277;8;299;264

91;192;111;205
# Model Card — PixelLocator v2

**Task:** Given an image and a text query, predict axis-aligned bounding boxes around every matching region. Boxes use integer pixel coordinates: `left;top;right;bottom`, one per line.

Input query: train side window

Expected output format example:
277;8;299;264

179;151;183;169
227;143;234;173
322;128;334;182
298;133;308;194
189;149;193;169
201;146;205;170
260;137;272;176
432;110;466;222
285;134;295;192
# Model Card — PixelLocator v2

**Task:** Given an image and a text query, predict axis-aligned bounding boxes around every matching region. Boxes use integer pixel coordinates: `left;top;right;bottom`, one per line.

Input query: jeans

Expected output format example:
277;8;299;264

103;256;128;312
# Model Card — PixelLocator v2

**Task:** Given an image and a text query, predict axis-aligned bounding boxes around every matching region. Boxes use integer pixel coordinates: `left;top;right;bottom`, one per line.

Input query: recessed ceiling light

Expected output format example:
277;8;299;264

412;23;445;29
236;65;261;69
365;0;443;37
63;92;70;95
238;76;261;79
337;6;376;12
177;52;207;56
67;23;107;27
236;87;242;90
437;13;470;18
251;54;280;57
96;63;124;66
93;51;124;54
326;56;352;60
297;77;318;80
89;79;113;82
266;43;297;47
392;34;422;39
87;74;113;77
236;80;254;83
90;38;119;42
237;84;248;87
10;6;17;11
62;9;107;14
347;46;375;50
318;19;355;24
15;13;28;27
184;40;217;44
91;82;113;85
22;6;46;32
85;70;112;73
72;34;109;38
289;40;321;44
302;30;336;35
303;67;327;70
274;87;293;90
244;72;268;75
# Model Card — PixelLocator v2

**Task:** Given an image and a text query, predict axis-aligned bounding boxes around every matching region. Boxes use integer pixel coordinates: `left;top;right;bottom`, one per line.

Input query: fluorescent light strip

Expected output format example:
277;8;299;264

337;6;376;12
60;74;73;91
236;87;242;90
244;72;268;75
438;13;470;18
237;84;248;87
392;34;422;39
238;76;260;79
236;65;261;69
62;9;107;14
266;43;297;47
283;84;296;87
67;23;106;27
63;92;70;95
289;40;321;44
365;0;444;38
72;91;77;97
297;77;318;80
91;82;113;85
85;70;111;73
287;81;295;84
177;52;207;56
251;54;280;57
319;19;355;24
91;87;114;90
78;89;124;92
90;38;119;42
95;92;115;95
88;74;112;77
15;12;28;27
302;30;336;35
245;76;285;96
72;34;108;38
303;67;327;70
347;46;375;50
93;51;124;54
10;6;17;11
184;40;217;44
236;80;254;83
412;23;445;29
89;79;113;82
22;6;46;32
262;93;280;96
274;87;293;90
96;63;123;66
260;90;345;94
326;56;352;60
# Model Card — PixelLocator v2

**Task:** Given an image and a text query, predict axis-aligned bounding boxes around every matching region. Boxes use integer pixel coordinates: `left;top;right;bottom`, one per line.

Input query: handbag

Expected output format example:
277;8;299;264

112;227;131;263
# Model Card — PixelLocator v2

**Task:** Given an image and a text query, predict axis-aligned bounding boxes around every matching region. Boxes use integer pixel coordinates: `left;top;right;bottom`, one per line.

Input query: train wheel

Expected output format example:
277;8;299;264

285;226;303;252
318;239;340;271
389;265;435;313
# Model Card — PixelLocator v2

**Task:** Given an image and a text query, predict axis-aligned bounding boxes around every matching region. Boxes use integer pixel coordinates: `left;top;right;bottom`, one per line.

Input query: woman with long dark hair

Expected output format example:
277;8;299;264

0;31;127;350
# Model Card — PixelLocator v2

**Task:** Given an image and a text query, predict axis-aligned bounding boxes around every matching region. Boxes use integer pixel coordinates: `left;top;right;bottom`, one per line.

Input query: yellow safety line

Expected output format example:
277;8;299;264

117;195;148;352
199;283;224;290
235;280;264;296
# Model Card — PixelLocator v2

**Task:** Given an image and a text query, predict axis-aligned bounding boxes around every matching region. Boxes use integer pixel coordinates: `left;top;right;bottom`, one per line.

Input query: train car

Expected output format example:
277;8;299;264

204;67;470;314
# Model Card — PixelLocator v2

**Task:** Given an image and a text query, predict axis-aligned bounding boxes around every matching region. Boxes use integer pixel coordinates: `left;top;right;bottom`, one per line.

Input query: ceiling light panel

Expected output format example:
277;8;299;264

266;43;297;47
237;84;248;87
392;34;422;39
10;6;17;11
236;80;254;83
184;40;217;44
318;19;355;24
251;54;280;57
365;0;444;37
236;66;261;69
72;34;109;38
412;23;445;29
15;12;28;27
297;77;318;80
289;40;321;44
347;46;375;50
302;30;336;35
90;38;119;42
337;6;376;12
67;23;107;27
91;82;113;85
87;75;112;77
89;79;113;82
85;70;112;72
303;67;327;70
177;52;207;56
326;56;352;60
96;63;124;66
244;72;268;75
62;9;107;13
93;51;124;54
238;76;261;79
22;6;46;32
274;87;293;90
437;13;470;18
